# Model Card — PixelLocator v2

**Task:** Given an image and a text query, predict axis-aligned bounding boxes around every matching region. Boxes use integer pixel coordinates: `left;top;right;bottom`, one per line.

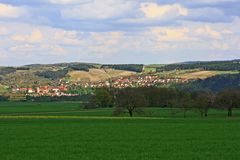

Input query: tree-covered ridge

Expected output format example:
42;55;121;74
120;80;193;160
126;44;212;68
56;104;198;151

35;69;69;80
156;59;240;72
101;64;144;72
0;72;51;87
175;73;240;92
0;67;17;75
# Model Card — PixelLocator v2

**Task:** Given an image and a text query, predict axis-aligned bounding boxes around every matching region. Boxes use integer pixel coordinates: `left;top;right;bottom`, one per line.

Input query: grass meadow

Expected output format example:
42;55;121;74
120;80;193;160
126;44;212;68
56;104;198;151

0;102;240;160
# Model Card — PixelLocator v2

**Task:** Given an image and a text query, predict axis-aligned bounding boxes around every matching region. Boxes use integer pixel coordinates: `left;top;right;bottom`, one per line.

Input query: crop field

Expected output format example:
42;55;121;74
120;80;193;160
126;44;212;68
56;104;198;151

155;69;239;80
68;69;136;82
1;102;240;117
179;70;239;80
0;102;240;160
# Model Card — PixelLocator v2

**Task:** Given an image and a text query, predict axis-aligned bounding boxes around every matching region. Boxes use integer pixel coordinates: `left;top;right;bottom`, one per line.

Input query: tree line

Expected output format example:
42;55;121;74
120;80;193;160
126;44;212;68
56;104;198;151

101;64;144;72
87;87;240;117
156;60;240;72
0;94;91;102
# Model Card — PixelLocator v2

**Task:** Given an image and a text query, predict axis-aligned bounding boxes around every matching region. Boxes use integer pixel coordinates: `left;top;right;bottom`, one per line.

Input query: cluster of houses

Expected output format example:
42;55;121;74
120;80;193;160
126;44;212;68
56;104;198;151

12;87;35;94
11;85;76;96
77;75;189;88
36;86;68;96
11;75;190;96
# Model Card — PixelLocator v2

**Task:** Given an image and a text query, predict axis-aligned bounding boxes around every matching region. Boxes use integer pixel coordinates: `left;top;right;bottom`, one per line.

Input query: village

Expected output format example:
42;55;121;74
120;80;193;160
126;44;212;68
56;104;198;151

11;85;77;97
79;75;190;88
11;75;190;96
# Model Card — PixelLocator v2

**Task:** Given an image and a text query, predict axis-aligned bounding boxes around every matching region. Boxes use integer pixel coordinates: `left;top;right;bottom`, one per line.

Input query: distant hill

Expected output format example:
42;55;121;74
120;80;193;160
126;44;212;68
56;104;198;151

0;59;239;88
0;63;140;87
156;59;240;72
175;73;240;92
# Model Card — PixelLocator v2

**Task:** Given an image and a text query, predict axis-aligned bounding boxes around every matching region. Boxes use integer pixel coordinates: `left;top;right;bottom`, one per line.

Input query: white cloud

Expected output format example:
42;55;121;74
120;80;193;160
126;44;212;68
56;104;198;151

9;25;81;46
49;0;90;4
90;32;123;45
0;23;81;57
10;43;67;56
187;7;227;23
189;0;237;5
61;0;136;20
0;52;7;59
212;41;229;50
116;3;189;25
53;30;82;45
11;30;43;43
40;44;67;55
0;26;8;35
49;0;78;4
140;3;188;19
1;17;239;65
0;3;27;18
196;25;222;39
149;27;193;42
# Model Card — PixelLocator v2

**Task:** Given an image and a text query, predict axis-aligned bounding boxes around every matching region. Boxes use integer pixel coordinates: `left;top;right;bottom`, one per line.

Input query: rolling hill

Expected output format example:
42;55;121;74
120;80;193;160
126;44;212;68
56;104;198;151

0;60;239;89
0;63;139;86
68;69;136;82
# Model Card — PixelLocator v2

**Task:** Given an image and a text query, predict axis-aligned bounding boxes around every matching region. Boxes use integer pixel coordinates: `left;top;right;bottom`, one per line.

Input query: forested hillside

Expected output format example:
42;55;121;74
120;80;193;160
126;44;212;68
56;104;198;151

175;73;240;91
156;59;240;72
0;67;17;75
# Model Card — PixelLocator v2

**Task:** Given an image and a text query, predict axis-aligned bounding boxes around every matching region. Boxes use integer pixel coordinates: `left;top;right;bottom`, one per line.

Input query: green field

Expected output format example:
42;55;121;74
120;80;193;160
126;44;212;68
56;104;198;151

0;102;239;118
0;102;240;160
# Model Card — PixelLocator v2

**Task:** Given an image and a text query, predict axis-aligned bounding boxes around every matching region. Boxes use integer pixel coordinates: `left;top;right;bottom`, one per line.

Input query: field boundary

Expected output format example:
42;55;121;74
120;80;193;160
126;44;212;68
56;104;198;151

0;109;113;116
0;115;165;120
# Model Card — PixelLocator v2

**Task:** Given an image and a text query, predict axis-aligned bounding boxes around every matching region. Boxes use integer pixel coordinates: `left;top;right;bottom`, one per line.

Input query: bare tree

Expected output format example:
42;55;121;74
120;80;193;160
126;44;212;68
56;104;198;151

114;88;148;117
194;91;215;117
215;88;240;117
170;91;194;118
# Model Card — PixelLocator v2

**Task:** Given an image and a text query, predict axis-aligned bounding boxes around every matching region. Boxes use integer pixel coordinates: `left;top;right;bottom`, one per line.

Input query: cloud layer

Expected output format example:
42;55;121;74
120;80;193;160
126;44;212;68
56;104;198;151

0;0;239;65
0;3;27;18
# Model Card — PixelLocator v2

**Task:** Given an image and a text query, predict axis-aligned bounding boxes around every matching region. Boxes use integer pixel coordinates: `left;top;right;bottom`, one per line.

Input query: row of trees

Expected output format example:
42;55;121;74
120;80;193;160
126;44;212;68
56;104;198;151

101;64;144;73
156;60;240;72
0;94;91;102
88;87;240;117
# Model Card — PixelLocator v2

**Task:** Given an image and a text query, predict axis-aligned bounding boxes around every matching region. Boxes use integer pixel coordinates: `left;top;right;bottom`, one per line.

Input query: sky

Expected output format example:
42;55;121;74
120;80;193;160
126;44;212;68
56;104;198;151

0;0;240;66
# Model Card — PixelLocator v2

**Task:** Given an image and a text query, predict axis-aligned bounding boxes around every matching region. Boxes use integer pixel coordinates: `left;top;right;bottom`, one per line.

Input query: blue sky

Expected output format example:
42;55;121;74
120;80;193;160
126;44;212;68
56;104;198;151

0;0;239;66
